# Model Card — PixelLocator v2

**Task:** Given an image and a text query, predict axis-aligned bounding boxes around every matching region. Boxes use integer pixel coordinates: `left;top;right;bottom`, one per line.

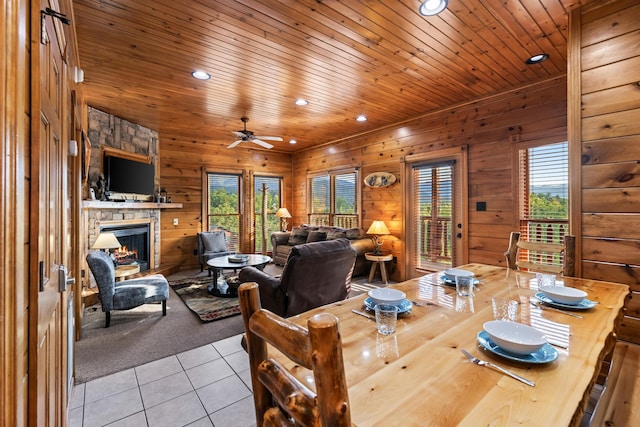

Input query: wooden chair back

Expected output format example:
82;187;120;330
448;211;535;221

238;282;351;427
504;231;576;276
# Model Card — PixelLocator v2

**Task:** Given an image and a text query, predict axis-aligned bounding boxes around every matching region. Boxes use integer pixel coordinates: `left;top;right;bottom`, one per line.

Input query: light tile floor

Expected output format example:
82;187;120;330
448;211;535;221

69;334;256;427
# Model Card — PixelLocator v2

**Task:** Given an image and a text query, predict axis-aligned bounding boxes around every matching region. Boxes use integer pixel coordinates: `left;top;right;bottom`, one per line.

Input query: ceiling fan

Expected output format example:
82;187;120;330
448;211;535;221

228;116;283;149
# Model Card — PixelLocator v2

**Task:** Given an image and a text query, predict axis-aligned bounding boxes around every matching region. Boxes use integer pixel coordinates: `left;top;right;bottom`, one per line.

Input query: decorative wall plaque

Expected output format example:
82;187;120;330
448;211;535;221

364;172;397;188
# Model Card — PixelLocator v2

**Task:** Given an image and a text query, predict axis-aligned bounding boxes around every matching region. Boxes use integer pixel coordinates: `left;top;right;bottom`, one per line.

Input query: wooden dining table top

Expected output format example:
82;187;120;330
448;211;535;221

279;263;630;427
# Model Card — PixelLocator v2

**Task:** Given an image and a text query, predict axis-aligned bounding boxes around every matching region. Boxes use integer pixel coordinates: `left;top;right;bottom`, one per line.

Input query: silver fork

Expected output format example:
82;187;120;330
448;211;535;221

460;349;535;387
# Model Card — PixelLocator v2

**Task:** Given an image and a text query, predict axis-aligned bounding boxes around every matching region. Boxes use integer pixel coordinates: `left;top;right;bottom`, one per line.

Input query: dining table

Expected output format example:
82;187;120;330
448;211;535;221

276;263;629;426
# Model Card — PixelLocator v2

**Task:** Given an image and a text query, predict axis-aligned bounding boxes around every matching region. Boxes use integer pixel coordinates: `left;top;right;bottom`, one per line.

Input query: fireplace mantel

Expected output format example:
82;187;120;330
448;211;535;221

82;200;182;209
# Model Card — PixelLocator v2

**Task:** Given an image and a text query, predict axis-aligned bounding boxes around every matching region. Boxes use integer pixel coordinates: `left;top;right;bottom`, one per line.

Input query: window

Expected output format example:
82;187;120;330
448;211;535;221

206;172;242;252
254;175;282;253
411;162;454;270
308;170;359;228
518;141;569;265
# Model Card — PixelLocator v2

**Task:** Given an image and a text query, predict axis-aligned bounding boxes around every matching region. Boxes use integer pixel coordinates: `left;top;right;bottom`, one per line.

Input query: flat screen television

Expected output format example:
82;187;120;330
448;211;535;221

104;155;155;196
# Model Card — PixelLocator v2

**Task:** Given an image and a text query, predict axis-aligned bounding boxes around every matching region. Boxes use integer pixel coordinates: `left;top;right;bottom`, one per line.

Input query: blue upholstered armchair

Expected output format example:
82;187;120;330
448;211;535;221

86;251;169;327
197;231;235;274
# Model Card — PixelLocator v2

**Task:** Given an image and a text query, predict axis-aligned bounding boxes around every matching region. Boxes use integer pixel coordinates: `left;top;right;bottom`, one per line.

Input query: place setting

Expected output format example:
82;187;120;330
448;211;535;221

440;268;480;289
352;288;413;336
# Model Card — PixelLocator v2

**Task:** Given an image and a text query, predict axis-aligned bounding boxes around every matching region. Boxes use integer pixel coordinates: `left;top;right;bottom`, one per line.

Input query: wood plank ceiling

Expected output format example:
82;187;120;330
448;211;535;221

72;0;596;152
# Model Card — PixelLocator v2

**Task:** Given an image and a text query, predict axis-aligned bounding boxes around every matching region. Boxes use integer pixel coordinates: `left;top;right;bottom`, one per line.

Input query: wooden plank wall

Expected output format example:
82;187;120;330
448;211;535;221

578;0;640;343
159;138;292;270
2;0;30;423
291;77;568;282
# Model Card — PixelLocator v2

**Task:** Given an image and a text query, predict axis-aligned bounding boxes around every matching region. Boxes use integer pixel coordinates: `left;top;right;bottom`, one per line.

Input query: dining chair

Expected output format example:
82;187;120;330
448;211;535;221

238;282;352;427
504;231;576;276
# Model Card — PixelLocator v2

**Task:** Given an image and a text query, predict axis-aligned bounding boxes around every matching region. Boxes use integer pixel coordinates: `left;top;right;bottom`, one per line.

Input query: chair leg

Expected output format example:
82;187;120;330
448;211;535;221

162;300;167;316
105;311;111;328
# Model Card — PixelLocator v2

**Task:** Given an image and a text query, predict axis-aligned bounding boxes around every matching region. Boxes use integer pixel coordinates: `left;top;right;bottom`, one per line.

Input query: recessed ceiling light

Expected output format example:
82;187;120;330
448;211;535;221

356;114;367;122
525;54;549;64
419;0;448;16
295;99;308;106
289;139;297;144
191;70;211;80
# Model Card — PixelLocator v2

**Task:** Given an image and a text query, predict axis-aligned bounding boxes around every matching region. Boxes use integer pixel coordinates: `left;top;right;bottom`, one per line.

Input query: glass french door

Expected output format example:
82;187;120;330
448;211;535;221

405;148;468;278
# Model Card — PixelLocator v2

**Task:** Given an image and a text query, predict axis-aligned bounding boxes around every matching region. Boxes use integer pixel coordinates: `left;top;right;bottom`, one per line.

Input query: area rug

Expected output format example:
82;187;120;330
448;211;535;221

169;276;241;322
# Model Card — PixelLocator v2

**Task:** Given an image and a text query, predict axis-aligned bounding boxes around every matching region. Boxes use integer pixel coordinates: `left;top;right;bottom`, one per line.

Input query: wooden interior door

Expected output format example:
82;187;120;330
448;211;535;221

29;1;70;424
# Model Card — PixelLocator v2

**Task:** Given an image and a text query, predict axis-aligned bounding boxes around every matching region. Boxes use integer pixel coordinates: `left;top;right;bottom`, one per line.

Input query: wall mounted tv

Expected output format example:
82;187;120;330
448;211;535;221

104;154;155;197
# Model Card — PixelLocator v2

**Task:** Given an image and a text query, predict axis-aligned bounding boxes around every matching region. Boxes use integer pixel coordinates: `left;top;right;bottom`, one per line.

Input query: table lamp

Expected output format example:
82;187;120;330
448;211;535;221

366;220;390;255
276;207;292;232
92;232;122;265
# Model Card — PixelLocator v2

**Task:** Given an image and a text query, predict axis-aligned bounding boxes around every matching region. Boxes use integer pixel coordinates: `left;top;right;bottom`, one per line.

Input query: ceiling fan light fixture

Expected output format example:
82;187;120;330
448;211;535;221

419;0;448;16
525;53;549;64
289;139;297;144
295;98;308;106
191;70;211;80
356;114;367;122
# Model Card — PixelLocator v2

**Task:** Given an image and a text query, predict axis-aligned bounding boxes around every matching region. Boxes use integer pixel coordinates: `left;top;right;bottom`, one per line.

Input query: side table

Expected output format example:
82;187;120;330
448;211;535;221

115;264;140;281
365;252;393;284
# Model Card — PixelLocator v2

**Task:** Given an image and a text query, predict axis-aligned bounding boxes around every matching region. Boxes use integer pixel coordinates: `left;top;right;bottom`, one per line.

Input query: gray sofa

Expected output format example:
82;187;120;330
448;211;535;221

271;225;374;277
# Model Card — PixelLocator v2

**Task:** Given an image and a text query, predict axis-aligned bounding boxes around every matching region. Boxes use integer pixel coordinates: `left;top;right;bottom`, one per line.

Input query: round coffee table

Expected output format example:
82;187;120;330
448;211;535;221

115;264;140;281
206;254;272;297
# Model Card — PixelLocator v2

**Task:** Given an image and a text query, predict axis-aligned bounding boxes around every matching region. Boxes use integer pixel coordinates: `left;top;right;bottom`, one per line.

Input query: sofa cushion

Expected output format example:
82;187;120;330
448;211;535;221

345;228;362;239
287;227;309;245
326;230;347;240
306;231;327;243
201;232;227;253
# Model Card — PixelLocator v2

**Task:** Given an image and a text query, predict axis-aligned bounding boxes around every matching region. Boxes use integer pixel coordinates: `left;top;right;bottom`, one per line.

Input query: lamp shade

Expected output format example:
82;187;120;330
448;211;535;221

92;232;122;250
276;207;291;218
366;220;390;236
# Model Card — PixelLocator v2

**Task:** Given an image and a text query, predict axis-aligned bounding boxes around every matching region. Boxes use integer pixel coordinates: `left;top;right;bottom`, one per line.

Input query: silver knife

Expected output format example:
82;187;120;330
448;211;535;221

352;309;376;321
461;349;535;387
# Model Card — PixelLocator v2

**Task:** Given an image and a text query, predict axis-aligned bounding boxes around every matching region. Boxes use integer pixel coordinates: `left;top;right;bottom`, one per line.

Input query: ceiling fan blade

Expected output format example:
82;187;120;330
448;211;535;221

232;131;246;137
227;140;243;148
254;136;283;141
252;139;274;149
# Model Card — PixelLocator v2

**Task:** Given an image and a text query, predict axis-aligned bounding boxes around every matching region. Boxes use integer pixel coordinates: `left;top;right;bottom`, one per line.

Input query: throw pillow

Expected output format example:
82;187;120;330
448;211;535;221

287;228;309;245
306;231;327;243
201;232;227;253
345;228;362;239
326;230;347;240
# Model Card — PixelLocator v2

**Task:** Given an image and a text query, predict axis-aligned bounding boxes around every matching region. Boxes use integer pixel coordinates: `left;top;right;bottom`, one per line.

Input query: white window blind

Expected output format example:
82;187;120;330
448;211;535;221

518;141;569;265
412;162;454;269
308;170;359;227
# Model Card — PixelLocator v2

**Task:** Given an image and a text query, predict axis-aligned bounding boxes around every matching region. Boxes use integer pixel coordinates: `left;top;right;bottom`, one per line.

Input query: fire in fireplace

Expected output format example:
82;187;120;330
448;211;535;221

99;223;151;271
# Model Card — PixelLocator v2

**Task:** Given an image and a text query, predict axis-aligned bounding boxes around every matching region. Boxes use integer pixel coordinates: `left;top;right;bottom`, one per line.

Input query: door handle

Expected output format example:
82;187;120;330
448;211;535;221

58;265;74;292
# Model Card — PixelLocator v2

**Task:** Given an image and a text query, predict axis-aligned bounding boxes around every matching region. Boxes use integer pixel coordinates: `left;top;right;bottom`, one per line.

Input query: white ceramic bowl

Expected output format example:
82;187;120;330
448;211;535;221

368;288;406;306
539;286;587;305
483;320;547;355
443;268;475;279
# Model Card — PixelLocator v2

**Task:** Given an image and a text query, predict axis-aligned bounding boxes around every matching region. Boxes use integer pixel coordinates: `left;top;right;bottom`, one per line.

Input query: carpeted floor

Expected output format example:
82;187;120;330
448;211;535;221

74;264;388;384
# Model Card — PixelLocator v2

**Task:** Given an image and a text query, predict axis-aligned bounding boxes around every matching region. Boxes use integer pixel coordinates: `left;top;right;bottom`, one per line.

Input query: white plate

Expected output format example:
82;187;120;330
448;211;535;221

477;331;558;364
364;297;412;314
539;285;587;305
